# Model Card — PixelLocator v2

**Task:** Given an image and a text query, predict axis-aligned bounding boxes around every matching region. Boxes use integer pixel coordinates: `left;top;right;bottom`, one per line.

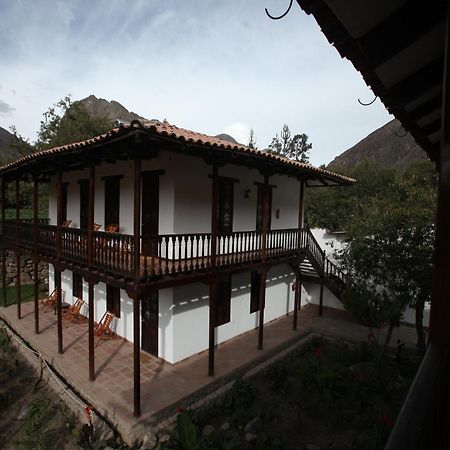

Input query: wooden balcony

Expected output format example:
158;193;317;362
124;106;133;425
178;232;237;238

1;220;315;280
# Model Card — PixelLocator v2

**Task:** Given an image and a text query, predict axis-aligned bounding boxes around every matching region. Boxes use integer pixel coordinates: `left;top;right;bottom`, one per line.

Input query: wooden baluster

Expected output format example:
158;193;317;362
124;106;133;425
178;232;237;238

172;236;177;274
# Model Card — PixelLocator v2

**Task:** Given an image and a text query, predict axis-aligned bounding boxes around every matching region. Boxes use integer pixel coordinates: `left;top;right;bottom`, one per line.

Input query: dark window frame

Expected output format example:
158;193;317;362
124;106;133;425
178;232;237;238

72;272;83;299
250;270;261;313
106;285;121;318
215;276;232;326
256;184;273;232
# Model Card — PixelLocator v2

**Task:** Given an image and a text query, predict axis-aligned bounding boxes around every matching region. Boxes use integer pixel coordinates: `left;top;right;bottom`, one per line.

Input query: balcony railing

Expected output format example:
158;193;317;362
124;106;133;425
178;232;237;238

2;221;311;280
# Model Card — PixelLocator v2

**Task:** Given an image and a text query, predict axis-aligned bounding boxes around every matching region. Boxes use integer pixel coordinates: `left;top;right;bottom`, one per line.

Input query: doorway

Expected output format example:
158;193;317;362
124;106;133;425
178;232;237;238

141;173;159;256
141;292;158;356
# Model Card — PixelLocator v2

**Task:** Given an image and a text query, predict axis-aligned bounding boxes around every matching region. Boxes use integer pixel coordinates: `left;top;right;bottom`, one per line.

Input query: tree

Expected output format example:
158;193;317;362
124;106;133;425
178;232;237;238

35;95;113;150
268;124;312;162
335;161;436;349
248;128;257;149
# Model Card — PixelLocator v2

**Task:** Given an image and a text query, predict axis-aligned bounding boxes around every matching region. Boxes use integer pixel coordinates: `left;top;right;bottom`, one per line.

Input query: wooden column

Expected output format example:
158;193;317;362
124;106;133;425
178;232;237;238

430;1;450;346
208;281;217;376
297;180;305;253
258;173;270;350
2;178;7;308
319;281;324;316
133;158;142;417
33;179;39;334
87;165;95;381
293;271;300;330
56;172;63;354
15;178;21;319
88;283;95;381
208;165;219;376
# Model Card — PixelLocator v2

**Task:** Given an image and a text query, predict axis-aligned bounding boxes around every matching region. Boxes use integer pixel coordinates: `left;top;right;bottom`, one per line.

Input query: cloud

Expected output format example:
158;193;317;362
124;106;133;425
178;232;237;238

223;123;251;145
0;100;15;115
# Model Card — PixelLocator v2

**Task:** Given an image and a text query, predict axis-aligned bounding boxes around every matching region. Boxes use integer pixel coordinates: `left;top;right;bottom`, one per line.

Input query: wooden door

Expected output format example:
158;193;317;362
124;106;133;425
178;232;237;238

141;173;159;256
79;179;89;230
256;184;272;232
217;179;234;233
141;292;158;356
104;176;121;229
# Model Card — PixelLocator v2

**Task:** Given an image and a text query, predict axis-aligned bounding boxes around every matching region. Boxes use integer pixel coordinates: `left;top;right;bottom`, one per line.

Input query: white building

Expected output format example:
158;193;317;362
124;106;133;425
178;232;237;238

1;120;353;415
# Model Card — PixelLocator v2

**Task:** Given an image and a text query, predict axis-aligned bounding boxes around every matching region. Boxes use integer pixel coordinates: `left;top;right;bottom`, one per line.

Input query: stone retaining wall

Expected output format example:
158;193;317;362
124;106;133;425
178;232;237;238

3;250;48;286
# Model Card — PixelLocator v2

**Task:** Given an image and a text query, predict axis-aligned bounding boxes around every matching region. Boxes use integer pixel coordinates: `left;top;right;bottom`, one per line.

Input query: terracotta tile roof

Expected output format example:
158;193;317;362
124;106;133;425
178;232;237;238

0;120;355;185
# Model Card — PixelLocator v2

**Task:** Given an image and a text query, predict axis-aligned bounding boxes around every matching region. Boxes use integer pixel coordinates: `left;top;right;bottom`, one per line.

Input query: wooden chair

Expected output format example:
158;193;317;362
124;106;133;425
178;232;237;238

93;223;101;231
94;312;117;347
61;219;72;228
105;224;119;233
62;298;85;327
41;289;58;312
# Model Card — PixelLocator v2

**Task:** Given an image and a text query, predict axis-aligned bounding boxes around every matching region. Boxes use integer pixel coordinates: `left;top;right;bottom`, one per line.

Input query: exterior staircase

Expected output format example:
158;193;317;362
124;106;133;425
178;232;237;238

299;228;347;301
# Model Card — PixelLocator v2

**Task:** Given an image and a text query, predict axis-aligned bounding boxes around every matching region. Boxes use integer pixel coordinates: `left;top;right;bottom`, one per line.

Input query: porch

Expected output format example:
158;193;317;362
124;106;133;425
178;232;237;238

3;221;338;282
0;300;419;443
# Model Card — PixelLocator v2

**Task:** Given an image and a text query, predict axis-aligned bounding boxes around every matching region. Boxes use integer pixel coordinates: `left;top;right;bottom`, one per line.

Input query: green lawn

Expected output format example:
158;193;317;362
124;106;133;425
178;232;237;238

0;284;48;306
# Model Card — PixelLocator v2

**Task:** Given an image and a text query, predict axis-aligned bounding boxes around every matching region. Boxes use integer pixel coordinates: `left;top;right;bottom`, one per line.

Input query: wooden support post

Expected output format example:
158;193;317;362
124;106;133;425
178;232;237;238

208;165;219;376
133;158;142;417
87;165;95;381
319;280;324;316
33;179;39;334
88;283;95;381
297;180;305;253
2;178;7;308
208;281;216;377
258;271;266;350
298;274;302;311
133;295;141;417
257;173;270;350
15;178;21;319
293;271;300;330
430;1;450;346
56;172;63;354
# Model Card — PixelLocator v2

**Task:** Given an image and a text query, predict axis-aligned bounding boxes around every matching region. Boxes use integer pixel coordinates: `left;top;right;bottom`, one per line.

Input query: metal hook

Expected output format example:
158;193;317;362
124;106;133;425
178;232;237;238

357;96;378;106
265;0;294;20
395;126;408;138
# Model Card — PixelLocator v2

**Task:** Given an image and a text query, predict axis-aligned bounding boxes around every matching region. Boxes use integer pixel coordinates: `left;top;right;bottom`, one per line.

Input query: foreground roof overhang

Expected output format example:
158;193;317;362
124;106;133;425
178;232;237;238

0;120;354;187
297;0;446;163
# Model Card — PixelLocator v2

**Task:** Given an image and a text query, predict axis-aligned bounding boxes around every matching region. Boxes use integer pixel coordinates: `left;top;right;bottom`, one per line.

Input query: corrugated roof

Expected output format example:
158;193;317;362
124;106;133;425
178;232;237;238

0;120;355;185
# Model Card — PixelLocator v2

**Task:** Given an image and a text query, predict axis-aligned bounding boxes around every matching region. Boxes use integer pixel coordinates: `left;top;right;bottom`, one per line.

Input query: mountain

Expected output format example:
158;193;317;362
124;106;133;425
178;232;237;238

77;95;146;124
327;119;429;171
0;127;32;165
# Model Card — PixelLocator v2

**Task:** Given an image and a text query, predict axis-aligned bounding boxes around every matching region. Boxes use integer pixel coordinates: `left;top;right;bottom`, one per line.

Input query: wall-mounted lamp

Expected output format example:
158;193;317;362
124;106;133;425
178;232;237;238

244;189;251;199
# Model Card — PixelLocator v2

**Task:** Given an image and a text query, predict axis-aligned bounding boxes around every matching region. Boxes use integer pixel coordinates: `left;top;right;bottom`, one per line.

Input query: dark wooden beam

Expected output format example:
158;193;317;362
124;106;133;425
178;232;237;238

420;118;441;137
33;179;39;334
357;1;445;68
15;178;21;319
409;94;442;121
210;165;218;270
208;281;216;377
389;57;444;103
2;178;6;308
133;295;141;417
430;0;450;347
133;159;141;285
56;172;63;354
88;283;95;381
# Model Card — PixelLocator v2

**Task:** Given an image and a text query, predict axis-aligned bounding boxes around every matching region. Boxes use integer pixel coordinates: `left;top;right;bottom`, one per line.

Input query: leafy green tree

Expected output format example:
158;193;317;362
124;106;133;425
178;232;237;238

35;95;113;150
268;124;312;162
335;160;436;349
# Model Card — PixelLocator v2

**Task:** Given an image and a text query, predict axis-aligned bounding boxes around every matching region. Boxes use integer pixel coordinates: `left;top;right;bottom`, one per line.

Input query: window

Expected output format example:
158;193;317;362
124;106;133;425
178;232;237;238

72;272;83;299
215;276;231;326
106;285;121;318
217;179;234;233
79;179;89;230
61;183;68;223
256;184;272;232
103;176;121;229
250;271;261;313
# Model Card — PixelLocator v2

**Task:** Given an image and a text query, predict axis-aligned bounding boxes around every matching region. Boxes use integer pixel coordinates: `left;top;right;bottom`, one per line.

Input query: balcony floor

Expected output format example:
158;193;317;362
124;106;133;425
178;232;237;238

0;300;420;444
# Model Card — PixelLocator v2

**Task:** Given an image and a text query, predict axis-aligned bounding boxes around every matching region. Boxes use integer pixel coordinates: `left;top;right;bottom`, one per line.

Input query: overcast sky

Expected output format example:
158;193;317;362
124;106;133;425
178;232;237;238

0;0;392;166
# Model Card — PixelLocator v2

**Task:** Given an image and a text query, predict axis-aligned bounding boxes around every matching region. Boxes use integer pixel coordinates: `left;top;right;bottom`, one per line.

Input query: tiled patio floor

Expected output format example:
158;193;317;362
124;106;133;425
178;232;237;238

0;300;420;442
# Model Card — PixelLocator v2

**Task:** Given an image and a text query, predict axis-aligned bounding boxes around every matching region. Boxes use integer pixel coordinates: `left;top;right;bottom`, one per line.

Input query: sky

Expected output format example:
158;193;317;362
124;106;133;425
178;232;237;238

0;0;392;167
